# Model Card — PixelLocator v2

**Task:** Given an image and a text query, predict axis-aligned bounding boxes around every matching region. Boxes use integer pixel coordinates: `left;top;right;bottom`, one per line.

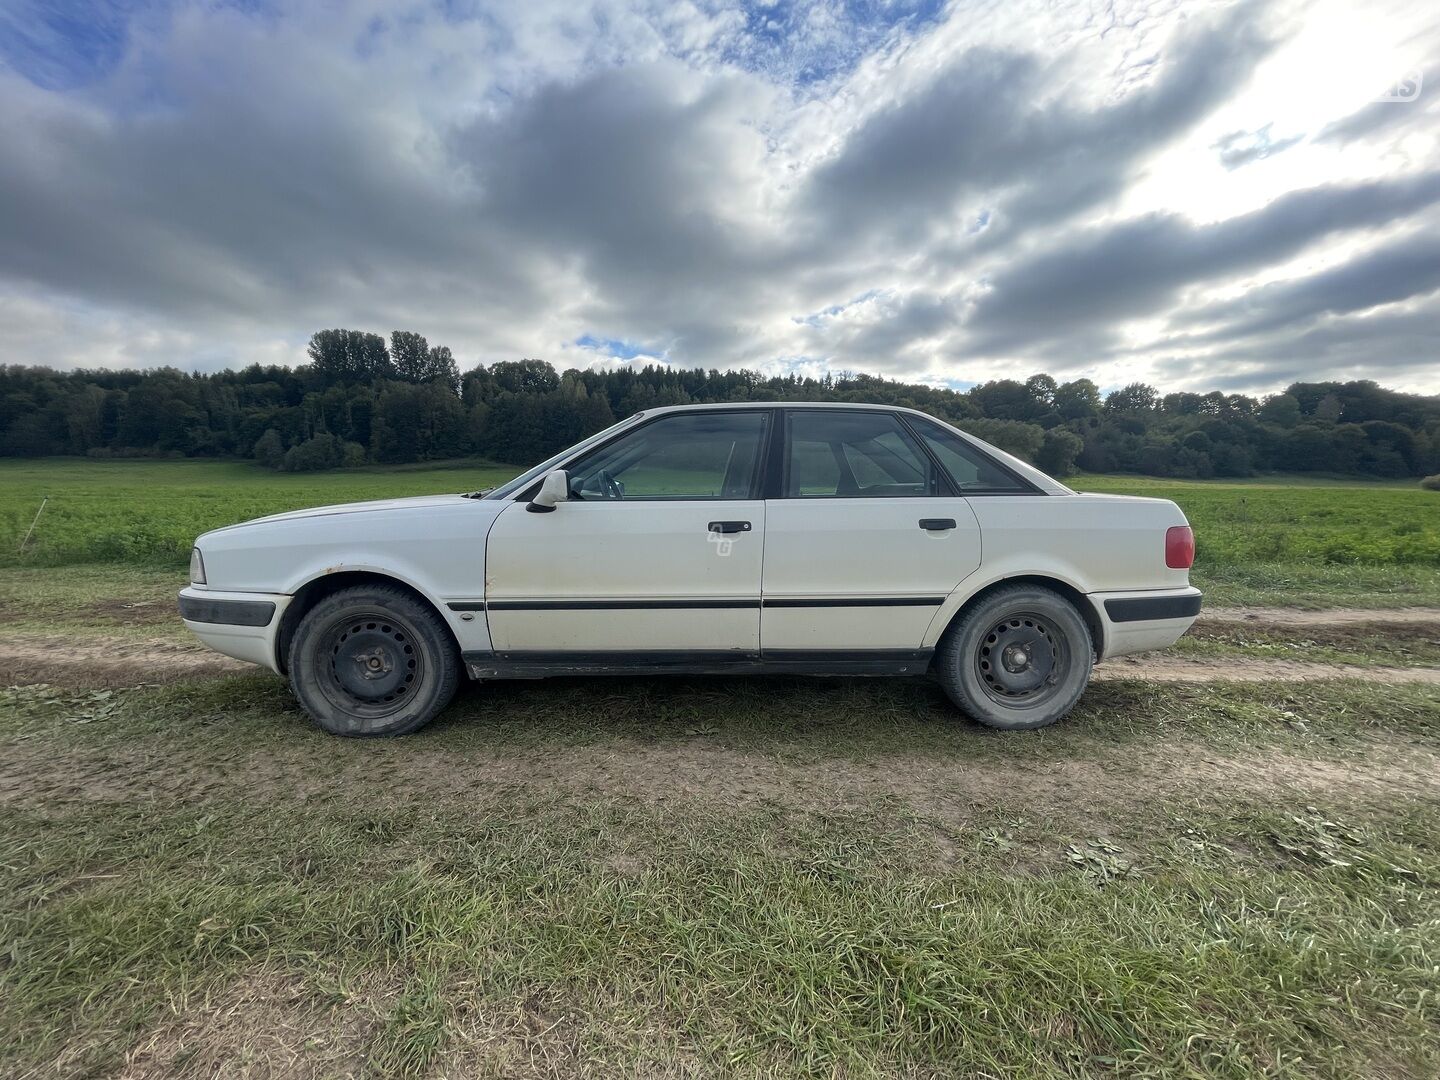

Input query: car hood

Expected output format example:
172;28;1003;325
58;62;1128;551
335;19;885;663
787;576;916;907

205;493;480;534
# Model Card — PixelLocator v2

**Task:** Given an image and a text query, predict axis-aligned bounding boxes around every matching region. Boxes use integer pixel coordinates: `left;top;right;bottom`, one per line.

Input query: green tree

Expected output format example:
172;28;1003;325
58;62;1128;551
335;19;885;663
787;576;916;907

390;331;429;383
1054;379;1101;419
491;359;559;395
1036;428;1083;476
252;428;285;468
1259;393;1301;428
1105;383;1159;414
423;345;461;393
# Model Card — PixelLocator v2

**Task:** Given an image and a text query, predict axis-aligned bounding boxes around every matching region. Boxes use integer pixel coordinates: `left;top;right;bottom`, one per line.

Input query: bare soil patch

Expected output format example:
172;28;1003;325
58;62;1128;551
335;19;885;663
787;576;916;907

6;711;1438;829
1200;607;1440;627
107;968;394;1080
0;634;247;688
1097;654;1440;684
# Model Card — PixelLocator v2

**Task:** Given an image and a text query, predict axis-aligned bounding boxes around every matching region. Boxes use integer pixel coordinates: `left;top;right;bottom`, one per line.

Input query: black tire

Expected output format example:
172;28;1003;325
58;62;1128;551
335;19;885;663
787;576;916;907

287;585;461;737
935;585;1093;731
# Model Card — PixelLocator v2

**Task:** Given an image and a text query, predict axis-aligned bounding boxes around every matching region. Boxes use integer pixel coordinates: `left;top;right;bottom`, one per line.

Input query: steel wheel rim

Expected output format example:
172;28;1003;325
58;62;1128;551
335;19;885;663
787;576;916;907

316;610;423;719
974;610;1068;708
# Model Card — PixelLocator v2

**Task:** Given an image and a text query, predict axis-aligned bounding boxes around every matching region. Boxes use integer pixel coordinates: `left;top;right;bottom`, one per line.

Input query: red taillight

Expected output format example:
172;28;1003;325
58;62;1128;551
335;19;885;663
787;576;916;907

1166;525;1195;569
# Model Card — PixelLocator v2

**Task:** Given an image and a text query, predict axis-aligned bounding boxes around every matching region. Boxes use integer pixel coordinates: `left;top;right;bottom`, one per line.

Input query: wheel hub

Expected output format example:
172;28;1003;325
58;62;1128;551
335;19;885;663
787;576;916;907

1001;644;1031;673
328;619;417;706
353;645;394;680
976;615;1060;701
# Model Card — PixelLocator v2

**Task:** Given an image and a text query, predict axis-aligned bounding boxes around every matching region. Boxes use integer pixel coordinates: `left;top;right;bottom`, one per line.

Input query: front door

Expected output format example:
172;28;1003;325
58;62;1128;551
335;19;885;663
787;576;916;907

483;410;770;656
761;409;982;654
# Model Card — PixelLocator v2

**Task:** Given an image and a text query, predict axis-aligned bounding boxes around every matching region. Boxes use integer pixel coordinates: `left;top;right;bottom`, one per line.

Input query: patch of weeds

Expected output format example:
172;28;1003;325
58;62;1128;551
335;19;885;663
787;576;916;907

1269;808;1422;881
976;826;1017;853
0;684;133;729
1065;838;1139;885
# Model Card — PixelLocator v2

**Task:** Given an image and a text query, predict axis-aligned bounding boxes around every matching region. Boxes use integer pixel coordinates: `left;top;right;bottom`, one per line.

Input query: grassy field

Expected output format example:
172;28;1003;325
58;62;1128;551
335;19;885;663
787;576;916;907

3;673;1440;1078
3;457;1440;1076
3;457;1438;607
0;457;519;567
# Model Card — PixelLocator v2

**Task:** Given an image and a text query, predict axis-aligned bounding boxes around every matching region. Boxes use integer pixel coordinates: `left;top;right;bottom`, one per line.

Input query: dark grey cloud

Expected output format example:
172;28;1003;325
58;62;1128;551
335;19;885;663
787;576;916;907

961;171;1440;353
1192;303;1440;392
1173;232;1440;342
455;62;781;350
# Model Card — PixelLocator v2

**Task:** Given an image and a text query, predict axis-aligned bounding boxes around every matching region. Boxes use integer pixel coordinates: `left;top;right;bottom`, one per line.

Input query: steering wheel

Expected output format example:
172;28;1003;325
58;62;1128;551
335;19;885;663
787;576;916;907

596;469;624;499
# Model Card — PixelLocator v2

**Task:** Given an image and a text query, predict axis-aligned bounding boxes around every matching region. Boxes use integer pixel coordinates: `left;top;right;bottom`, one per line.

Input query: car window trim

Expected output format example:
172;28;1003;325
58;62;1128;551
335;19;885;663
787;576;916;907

898;413;1043;497
777;407;952;500
513;407;775;503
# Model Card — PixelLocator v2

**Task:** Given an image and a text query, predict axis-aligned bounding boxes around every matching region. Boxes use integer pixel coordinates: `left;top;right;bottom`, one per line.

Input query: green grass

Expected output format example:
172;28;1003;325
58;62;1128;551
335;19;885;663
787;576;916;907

1075;473;1440;568
0;457;520;567
3;675;1439;1077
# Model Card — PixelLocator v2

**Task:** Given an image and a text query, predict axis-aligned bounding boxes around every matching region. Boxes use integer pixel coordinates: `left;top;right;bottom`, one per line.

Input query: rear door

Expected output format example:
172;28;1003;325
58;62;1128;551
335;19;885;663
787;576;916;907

483;409;770;657
760;409;982;655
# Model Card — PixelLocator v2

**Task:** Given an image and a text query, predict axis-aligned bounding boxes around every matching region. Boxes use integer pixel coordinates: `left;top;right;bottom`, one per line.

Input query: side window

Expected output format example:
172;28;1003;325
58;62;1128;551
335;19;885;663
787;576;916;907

910;417;1031;493
566;411;767;500
785;411;936;498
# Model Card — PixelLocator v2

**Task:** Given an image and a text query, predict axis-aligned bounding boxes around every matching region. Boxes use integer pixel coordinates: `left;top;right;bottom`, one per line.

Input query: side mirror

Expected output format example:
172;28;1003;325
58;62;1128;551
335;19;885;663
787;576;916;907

527;469;569;513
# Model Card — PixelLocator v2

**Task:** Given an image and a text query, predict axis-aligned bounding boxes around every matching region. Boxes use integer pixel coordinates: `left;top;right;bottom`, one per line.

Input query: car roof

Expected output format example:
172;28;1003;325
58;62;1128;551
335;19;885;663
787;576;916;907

640;401;919;416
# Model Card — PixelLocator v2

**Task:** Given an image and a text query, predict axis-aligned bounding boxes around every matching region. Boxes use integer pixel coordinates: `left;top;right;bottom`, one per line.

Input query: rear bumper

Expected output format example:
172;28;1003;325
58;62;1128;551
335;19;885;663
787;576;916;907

1090;586;1202;659
178;587;289;673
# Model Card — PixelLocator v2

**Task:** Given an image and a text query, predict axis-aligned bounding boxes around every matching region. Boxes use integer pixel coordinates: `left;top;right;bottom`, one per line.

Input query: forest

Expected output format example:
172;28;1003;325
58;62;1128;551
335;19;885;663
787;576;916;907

2;328;1437;479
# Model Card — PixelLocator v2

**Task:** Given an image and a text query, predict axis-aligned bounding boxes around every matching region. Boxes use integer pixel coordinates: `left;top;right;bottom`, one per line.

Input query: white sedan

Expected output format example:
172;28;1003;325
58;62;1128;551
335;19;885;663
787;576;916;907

179;402;1200;736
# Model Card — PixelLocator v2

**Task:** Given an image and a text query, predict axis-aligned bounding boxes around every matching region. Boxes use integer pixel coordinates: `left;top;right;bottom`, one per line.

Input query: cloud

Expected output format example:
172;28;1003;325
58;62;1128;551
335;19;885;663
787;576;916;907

800;0;1276;251
0;0;1436;394
1211;123;1302;168
960;171;1440;353
1174;232;1440;340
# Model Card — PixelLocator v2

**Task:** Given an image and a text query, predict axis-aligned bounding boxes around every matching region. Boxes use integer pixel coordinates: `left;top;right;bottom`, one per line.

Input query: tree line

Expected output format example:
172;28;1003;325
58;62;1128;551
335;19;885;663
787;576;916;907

2;328;1438;479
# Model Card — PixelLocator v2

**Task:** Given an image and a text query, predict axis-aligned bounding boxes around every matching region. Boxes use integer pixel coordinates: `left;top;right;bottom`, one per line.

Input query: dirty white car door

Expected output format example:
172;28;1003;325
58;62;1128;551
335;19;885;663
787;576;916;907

482;409;770;657
760;409;990;654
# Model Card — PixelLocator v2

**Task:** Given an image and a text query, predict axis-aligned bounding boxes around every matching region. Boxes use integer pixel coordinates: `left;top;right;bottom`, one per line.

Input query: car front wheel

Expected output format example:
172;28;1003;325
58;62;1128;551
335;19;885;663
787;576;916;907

935;585;1093;731
287;584;461;737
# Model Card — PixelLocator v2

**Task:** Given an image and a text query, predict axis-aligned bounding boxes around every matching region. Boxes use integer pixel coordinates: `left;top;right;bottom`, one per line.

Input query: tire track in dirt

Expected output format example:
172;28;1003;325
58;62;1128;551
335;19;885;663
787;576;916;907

1199;607;1440;627
4;632;1439;688
1094;654;1440;684
0;635;249;688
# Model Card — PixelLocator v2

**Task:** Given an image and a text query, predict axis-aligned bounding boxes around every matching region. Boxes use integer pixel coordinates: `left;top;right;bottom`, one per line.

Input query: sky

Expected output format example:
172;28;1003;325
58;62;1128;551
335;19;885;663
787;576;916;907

0;0;1436;396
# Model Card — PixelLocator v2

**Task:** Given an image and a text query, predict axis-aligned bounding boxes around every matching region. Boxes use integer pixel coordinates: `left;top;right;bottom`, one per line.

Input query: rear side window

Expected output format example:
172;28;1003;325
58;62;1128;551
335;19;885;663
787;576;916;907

909;417;1032;494
785;411;938;498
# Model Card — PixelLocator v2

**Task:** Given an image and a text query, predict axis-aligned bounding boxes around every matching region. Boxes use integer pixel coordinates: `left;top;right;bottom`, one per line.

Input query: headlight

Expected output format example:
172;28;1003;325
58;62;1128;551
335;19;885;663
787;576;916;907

189;547;207;585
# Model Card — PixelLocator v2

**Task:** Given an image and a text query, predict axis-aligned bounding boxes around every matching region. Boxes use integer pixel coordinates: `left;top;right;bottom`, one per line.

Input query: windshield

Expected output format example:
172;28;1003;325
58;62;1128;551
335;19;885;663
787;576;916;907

481;411;647;500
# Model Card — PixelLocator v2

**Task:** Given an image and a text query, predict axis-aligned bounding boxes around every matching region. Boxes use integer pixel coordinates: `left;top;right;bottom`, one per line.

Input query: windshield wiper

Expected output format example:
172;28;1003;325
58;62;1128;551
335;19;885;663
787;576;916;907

460;488;494;500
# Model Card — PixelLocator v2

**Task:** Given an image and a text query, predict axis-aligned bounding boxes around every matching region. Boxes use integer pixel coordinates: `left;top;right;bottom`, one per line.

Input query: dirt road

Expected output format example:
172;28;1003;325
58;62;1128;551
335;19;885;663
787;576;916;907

4;604;1439;689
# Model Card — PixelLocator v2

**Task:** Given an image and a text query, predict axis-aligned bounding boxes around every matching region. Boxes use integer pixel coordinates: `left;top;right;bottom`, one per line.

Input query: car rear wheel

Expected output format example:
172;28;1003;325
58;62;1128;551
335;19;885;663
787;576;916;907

287;585;461;737
935;585;1093;731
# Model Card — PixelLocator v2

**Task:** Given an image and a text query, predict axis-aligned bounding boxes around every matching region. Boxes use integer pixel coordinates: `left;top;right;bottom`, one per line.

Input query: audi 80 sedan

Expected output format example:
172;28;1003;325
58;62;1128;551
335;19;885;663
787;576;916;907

179;402;1201;736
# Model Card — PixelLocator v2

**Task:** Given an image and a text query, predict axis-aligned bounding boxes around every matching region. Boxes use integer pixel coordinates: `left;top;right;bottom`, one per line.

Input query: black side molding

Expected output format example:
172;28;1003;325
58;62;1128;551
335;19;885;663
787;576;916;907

178;594;277;627
763;596;943;608
452;596;945;612
481;598;759;611
1103;593;1203;623
462;648;934;679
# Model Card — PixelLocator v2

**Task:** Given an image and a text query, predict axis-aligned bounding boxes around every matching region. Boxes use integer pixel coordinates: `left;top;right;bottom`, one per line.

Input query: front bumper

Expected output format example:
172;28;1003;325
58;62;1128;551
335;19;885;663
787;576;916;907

178;587;290;673
1090;585;1202;659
